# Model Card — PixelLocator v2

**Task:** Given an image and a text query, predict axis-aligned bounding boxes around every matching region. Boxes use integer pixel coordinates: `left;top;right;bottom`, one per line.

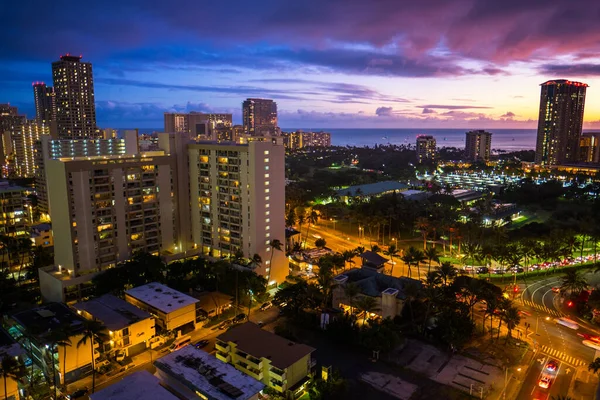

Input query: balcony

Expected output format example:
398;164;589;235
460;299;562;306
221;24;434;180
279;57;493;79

216;351;230;363
270;367;286;381
236;361;263;380
215;341;230;352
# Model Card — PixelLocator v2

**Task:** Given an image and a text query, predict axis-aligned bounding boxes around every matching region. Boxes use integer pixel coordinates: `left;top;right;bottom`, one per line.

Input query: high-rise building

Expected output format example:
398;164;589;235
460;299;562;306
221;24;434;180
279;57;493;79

34;132;139;215
0;105;26;174
416;135;436;163
464;130;492;162
9;121;50;178
535;80;588;166
188;139;287;285
281;131;331;150
32;82;56;126
580;132;600;164
242;99;278;136
0;181;29;238
164;112;233;139
52;54;98;139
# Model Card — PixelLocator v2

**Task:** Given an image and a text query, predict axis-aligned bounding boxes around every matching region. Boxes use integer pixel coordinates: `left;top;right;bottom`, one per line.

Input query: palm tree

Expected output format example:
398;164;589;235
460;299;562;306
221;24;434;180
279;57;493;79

355;296;380;325
424;247;440;274
341;250;355;271
410;247;427;279
589;357;600;374
495;298;511;340
403;280;421;326
305;210;318;245
560;270;588;296
550;395;573;400
77;320;108;394
354;246;365;255
297;212;306;247
415;217;430;250
435;261;457;286
266;239;282;285
383;245;399;276
1;354;22;400
47;325;73;387
370;244;381;254
16;238;32;283
503;306;521;343
400;250;414;278
343;283;361;315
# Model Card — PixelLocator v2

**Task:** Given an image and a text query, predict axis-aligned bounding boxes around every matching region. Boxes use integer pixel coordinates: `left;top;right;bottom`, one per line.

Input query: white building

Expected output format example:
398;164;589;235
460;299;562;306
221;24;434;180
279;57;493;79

124;282;202;334
188;140;288;285
154;345;265;400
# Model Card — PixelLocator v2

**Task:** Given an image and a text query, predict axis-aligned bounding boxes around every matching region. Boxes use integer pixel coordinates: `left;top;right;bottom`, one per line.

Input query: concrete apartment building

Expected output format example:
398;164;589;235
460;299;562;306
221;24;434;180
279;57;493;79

0;181;29;238
164;112;233;140
216;322;314;396
73;294;155;357
34;131;138;214
155;345;265;400
124;282;202;334
464;130;492;162
0;328;25;400
242;98;278;136
90;370;179;400
5;303;98;385
416;135;436;164
282;131;331;150
39;150;180;302
188;140;288;285
9;120;50;178
30;223;53;247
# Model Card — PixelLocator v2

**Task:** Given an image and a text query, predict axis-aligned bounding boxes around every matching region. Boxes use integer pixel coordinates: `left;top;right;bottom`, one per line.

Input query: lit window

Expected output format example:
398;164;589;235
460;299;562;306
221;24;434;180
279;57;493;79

265;196;270;201
264;158;269;163
266;247;271;252
265;166;269;170
265;211;270;216
265;188;269;193
266;260;271;265
264;173;269;178
266;203;270;208
266;226;270;230
264;150;269;155
265;240;270;245
265;218;270;223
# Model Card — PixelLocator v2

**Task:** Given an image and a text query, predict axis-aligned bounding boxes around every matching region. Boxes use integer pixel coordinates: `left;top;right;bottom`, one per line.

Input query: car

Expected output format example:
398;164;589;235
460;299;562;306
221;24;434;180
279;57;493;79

476;267;489;274
493;268;506;275
518;310;532;317
233;313;247;323
194;340;210;349
219;320;233;330
510;267;524;273
545;360;558;372
582;340;600;351
115;350;125;362
67;387;89;399
257;321;265;327
551;287;560;293
259;302;272;311
538;376;551;389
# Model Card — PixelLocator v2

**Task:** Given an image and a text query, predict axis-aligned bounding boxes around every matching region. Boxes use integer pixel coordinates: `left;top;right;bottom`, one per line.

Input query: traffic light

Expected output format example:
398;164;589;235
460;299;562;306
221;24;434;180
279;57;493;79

513;286;519;293
567;301;573;307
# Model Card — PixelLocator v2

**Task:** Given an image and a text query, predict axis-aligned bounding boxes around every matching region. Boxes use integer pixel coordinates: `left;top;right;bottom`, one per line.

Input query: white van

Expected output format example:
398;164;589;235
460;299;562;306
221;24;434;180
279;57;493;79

169;336;192;352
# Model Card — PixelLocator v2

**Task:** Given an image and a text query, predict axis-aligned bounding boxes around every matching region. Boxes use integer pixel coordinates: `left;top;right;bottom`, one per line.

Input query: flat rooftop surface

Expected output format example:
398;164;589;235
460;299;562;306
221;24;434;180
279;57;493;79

73;294;152;331
218;322;315;370
11;303;85;341
155;345;264;400
90;370;179;400
336;180;408;197
125;282;198;314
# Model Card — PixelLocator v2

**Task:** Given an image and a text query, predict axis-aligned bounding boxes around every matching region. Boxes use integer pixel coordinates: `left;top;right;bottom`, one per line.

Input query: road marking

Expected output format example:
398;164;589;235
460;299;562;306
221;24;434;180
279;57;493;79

522;299;562;316
539;345;586;366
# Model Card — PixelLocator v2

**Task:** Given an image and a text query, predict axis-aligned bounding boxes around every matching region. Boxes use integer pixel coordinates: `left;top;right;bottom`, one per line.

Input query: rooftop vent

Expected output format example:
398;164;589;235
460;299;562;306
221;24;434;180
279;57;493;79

382;288;399;296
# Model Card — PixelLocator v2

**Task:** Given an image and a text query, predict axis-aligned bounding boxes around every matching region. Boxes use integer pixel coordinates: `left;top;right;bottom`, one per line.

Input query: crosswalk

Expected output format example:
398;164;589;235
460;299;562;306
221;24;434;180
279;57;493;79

539;345;587;367
522;299;562;317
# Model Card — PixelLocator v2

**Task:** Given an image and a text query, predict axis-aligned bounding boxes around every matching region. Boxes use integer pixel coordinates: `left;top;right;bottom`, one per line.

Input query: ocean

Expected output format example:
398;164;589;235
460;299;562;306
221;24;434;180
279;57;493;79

133;128;538;151
289;128;538;151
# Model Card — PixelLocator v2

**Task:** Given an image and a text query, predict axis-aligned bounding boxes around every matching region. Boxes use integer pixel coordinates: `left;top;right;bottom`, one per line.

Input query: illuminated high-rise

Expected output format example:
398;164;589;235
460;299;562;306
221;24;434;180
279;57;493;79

242;98;278;136
535;80;587;166
32;82;56;126
465;130;492;162
52;54;98;139
416;135;436;163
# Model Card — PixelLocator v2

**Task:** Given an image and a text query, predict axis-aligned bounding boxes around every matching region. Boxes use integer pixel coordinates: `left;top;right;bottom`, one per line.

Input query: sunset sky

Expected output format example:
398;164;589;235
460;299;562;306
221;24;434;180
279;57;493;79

2;0;600;129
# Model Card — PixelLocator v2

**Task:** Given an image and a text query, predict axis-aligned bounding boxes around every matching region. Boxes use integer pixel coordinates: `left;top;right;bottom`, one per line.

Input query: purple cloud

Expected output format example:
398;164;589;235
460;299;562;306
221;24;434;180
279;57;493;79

501;111;516;118
419;104;492;110
422;108;437;114
538;63;600;76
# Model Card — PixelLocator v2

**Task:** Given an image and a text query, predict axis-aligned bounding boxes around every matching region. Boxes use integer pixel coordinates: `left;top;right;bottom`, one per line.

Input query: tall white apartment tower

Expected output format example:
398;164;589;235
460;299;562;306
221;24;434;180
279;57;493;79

188;140;287;285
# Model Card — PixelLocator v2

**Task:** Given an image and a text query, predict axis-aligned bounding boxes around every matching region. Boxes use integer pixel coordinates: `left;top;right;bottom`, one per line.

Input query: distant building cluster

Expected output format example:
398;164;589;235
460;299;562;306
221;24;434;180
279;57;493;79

416;135;436;163
282;130;332;150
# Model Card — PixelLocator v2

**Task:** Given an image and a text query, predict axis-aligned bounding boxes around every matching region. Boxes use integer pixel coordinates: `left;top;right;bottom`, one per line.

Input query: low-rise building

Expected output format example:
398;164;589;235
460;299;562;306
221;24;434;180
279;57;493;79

216;322;314;396
336;181;408;203
358;251;389;273
333;268;421;319
195;291;233;319
0;181;29;238
30;223;53;247
73;294;155;357
5;303;98;385
0;328;25;400
125;282;202;334
90;370;179;400
154;345;265;400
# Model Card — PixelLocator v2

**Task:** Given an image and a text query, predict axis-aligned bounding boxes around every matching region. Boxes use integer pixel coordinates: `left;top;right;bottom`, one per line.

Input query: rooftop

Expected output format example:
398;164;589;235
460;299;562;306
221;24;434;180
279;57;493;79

195;291;233;314
90;370;179;400
125;282;198;314
218;322;315;370
31;223;52;231
73;294;152;332
336;181;408;197
359;250;389;267
155;345;264;400
337;268;422;300
11;303;85;342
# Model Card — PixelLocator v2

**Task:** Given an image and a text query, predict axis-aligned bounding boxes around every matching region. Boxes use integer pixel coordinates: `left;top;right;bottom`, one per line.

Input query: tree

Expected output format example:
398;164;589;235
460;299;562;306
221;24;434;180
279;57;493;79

355;296;380;325
77;320;108;394
308;370;347;400
315;238;327;249
588;357;600;374
403;280;421;327
415;217;430;250
560;270;588;297
341;250;355;271
503;306;521;343
343;283;361;315
305;210;318;246
274;281;322;317
424;247;440;274
383;245;399;276
0;355;23;400
16;238;32;283
370;244;381;254
436;261;457;286
47;324;73;387
266;239;282;285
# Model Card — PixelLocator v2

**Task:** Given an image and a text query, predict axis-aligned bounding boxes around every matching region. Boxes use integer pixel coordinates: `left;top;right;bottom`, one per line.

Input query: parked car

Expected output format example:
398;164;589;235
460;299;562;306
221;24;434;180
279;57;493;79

233;313;247;323
257;321;265;328
492;268;506;275
194;340;210;349
115;350;125;362
66;387;89;399
259;302;272;311
476;267;489;274
219;320;233;330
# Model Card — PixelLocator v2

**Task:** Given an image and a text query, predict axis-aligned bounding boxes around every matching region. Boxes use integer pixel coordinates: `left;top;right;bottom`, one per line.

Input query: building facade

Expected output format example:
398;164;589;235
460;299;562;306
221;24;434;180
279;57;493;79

0;182;29;238
216;322;314;395
242;98;278;136
282;131;331;150
52;54;98;139
164;112;233;139
416;135;436;163
10;121;50;178
188;140;288;285
579;132;600;164
535;80;588;166
32;82;57;126
464;130;492;162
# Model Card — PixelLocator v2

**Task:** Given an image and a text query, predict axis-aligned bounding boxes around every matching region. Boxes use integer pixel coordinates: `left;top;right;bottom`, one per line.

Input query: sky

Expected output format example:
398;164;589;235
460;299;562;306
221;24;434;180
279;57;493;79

2;0;600;129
